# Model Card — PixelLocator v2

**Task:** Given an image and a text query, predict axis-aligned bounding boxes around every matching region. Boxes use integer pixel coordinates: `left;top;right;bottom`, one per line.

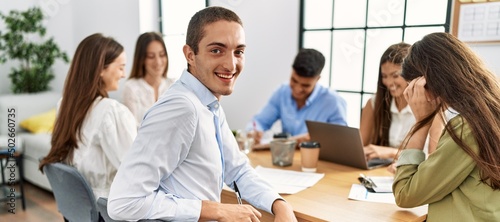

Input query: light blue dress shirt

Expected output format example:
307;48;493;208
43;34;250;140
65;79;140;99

108;70;281;221
249;83;348;135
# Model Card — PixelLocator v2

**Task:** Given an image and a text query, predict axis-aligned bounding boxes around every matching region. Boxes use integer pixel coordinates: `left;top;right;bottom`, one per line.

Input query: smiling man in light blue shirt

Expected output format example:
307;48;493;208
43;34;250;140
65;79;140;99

108;6;297;222
249;49;347;144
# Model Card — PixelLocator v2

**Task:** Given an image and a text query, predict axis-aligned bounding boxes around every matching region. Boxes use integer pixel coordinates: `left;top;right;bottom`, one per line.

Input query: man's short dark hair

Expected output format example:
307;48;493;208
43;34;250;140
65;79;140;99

186;6;242;55
292;48;325;77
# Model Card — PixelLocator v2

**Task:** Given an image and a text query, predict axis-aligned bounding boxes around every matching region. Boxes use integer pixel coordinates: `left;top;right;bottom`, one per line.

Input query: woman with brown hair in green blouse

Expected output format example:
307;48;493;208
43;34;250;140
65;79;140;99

394;32;500;221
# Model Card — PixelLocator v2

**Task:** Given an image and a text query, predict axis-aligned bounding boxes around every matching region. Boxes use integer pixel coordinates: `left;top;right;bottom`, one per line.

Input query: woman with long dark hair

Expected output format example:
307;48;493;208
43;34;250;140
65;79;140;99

360;42;413;161
394;32;500;221
40;33;136;199
123;32;175;126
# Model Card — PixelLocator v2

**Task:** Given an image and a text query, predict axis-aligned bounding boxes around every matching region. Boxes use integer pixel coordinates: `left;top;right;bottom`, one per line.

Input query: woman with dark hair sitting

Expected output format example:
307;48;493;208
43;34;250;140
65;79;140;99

40;33;136;200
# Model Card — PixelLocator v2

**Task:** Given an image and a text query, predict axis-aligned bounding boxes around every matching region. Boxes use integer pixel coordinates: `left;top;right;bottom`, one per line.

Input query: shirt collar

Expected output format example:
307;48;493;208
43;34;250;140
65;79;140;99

390;98;413;114
304;84;321;106
445;107;459;122
179;69;218;108
138;78;151;91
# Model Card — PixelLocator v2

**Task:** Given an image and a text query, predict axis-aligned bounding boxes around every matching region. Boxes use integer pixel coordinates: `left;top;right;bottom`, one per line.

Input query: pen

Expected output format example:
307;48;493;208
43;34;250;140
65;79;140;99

233;181;242;204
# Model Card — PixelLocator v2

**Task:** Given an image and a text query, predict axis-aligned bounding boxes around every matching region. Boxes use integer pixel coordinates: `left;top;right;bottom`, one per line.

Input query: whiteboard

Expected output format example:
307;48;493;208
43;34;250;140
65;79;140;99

457;2;500;42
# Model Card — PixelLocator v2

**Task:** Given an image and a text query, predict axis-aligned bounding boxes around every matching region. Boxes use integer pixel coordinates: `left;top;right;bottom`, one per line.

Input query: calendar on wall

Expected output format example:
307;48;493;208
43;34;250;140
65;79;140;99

454;1;500;43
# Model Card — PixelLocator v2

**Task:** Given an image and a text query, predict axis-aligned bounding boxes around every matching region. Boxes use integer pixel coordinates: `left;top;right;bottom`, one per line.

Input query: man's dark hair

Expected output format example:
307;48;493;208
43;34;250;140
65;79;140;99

292;48;325;77
186;6;242;55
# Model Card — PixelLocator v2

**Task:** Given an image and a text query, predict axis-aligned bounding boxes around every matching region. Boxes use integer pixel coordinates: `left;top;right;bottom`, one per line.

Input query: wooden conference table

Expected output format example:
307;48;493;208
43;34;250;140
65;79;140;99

221;150;427;222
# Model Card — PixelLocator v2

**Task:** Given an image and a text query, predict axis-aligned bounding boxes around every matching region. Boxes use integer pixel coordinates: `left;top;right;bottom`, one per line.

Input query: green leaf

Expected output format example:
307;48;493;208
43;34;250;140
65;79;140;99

0;6;68;94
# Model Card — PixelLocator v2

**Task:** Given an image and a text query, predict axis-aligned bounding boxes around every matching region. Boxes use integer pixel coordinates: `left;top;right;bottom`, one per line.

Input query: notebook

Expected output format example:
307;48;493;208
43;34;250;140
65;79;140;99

305;120;393;170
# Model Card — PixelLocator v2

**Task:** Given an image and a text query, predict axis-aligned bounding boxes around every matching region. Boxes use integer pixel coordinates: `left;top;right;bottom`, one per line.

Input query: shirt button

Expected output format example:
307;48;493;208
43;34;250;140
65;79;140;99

215;104;219;109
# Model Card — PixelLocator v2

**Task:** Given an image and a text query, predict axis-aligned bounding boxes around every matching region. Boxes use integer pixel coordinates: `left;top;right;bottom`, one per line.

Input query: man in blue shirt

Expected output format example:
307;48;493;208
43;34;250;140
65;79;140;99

249;48;347;145
108;6;297;222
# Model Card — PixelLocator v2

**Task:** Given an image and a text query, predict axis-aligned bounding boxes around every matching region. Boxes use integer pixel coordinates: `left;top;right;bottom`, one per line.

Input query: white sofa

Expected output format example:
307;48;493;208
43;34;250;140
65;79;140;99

0;91;61;191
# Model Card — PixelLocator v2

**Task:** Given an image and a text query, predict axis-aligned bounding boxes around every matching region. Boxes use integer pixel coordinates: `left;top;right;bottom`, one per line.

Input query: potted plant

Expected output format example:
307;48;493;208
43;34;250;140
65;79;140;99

0;7;69;93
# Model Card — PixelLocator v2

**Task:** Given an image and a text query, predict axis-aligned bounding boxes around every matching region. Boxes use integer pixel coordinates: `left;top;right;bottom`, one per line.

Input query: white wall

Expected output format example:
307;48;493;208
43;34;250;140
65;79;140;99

470;44;500;77
0;0;141;102
209;0;300;130
70;0;140;101
139;0;160;34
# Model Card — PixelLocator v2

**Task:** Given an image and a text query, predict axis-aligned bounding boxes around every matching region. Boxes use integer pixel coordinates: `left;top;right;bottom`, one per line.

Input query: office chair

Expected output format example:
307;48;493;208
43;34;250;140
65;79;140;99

44;162;164;222
97;197;118;222
43;162;102;222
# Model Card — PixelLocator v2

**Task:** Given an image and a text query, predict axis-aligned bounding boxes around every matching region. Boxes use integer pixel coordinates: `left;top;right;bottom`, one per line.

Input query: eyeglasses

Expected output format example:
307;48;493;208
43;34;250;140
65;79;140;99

358;174;377;193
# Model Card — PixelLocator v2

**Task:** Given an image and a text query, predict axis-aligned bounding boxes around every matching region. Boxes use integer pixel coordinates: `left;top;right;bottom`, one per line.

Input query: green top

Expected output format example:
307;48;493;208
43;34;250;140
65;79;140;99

393;116;500;222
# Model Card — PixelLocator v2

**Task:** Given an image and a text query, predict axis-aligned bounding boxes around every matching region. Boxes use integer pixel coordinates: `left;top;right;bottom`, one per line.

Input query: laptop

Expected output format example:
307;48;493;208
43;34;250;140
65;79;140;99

305;120;393;170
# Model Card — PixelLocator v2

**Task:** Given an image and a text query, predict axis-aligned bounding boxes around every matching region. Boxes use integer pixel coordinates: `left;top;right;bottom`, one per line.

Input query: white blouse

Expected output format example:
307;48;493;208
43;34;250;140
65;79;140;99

388;98;415;148
371;95;415;148
69;97;137;199
123;78;176;126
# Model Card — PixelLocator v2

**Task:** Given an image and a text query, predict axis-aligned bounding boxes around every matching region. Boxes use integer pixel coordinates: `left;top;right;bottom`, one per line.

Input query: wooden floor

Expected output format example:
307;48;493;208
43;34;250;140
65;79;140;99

0;182;63;222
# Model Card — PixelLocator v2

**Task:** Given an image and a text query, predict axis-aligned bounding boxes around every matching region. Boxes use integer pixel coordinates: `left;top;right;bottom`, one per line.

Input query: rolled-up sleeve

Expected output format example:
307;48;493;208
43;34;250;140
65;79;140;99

393;118;477;208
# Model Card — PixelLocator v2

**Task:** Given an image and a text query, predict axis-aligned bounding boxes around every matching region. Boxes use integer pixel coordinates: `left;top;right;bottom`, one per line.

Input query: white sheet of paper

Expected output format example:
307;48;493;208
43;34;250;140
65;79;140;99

255;165;324;194
269;184;308;194
348;184;396;204
370;176;393;193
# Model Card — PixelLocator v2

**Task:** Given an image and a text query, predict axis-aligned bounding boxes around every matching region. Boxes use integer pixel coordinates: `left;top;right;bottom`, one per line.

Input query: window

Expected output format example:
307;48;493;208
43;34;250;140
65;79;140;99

300;0;452;127
159;0;207;79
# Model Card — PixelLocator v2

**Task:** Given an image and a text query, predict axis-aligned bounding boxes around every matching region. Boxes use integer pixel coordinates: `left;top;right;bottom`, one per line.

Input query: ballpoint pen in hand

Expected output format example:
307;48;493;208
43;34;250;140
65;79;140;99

233;181;243;205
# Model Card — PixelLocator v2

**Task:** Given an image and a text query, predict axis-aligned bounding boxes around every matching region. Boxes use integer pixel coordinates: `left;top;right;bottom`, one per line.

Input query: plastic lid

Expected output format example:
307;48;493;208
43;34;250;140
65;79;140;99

299;141;320;148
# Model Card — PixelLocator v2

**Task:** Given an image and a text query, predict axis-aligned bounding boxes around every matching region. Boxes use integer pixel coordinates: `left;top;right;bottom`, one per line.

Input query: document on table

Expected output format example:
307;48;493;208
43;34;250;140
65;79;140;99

255;165;324;194
348;176;396;204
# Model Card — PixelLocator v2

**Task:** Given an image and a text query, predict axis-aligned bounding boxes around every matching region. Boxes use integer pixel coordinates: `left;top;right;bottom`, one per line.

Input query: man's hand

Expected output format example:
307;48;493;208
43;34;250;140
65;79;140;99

200;201;262;222
251;130;264;145
271;199;297;222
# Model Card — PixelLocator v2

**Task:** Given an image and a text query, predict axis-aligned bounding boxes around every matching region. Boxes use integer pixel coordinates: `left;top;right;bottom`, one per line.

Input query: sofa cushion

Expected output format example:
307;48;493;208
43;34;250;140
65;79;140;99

18;132;53;191
0;91;61;135
20;108;56;133
21;133;52;162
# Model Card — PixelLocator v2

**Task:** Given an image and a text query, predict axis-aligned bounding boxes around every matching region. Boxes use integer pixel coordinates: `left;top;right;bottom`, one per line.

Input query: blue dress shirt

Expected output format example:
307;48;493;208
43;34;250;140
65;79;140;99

108;70;281;221
249;83;348;135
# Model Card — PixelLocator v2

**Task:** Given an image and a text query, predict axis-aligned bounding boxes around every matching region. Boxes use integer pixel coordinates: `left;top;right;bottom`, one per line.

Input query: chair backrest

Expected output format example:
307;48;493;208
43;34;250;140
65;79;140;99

97;197;120;222
44;162;100;222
